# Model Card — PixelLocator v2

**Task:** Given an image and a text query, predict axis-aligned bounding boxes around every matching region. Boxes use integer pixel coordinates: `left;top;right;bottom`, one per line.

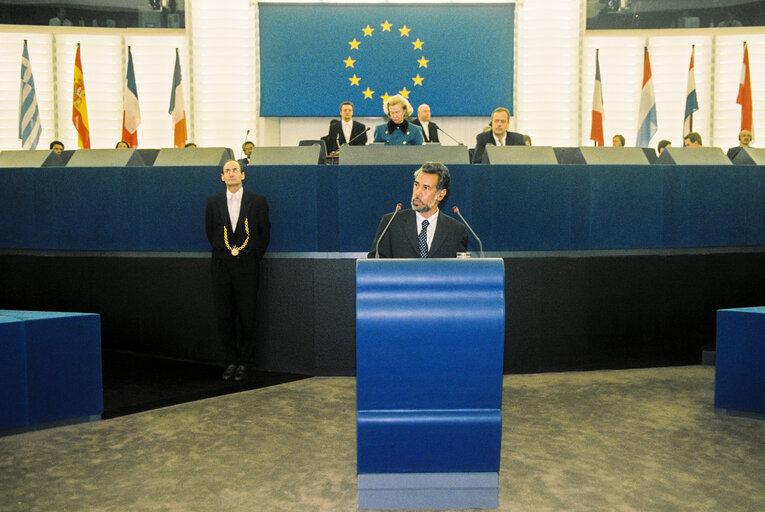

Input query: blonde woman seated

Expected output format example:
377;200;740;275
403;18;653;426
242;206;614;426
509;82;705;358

373;95;424;145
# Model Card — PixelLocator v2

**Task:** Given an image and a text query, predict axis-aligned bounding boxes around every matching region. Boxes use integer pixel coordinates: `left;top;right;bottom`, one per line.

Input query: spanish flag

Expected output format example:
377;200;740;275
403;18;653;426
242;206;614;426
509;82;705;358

72;43;90;149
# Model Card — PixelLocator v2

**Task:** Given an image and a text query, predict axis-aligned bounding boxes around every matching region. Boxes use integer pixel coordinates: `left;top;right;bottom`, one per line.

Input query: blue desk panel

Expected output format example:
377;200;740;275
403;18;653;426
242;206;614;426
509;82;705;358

0;310;102;430
1;164;764;253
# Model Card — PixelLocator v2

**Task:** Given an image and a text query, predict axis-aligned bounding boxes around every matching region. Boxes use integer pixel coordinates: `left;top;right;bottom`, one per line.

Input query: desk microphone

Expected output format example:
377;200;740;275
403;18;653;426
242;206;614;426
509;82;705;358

240;129;250;159
346;127;370;146
374;203;402;258
437;126;465;146
452;206;484;258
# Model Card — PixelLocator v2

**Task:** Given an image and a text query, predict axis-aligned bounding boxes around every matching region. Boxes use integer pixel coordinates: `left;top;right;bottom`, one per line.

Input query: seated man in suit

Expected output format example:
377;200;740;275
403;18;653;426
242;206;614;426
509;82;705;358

238;140;254;166
727;129;752;161
368;161;467;258
410;104;439;143
374;95;424;145
325;101;367;153
472;107;524;163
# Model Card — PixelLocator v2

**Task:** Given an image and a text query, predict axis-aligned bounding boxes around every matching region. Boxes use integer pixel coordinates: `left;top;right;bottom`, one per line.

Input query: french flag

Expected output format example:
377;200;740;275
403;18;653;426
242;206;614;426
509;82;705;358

122;46;141;148
590;49;604;147
636;47;657;148
737;42;753;136
683;45;698;138
169;48;188;147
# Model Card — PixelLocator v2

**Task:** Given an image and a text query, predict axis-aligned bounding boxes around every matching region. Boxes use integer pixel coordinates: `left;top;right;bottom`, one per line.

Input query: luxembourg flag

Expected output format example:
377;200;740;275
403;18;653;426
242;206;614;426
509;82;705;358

122;46;141;148
590;49;605;146
683;45;698;138
636;47;657;148
737;42;753;136
168;48;187;147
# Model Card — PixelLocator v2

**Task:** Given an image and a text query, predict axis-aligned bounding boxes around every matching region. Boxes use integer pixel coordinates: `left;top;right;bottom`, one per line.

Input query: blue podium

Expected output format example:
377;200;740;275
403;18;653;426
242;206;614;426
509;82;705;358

714;307;765;418
356;259;505;509
0;310;103;433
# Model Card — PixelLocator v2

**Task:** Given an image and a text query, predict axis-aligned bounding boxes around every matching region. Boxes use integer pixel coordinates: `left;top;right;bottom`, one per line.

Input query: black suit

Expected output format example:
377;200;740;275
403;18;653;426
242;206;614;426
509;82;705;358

368;208;468;258
325;119;367;153
473;130;525;164
205;189;270;363
727;146;744;161
411;119;440;143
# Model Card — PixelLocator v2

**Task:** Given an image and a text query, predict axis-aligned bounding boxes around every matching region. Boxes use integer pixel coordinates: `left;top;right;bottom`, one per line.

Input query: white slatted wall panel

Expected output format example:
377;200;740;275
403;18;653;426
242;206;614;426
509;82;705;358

516;0;582;147
190;0;256;150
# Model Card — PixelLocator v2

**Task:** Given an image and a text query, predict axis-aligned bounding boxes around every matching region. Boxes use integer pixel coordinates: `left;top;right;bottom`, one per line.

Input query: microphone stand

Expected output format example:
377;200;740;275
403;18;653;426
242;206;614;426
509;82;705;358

452;206;484;258
437;126;465;146
374;203;402;258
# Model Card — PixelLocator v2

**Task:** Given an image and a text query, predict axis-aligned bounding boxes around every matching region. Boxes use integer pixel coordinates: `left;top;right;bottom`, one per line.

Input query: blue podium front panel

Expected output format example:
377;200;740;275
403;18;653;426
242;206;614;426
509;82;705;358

715;307;765;416
0;310;103;430
356;259;505;474
0;316;29;430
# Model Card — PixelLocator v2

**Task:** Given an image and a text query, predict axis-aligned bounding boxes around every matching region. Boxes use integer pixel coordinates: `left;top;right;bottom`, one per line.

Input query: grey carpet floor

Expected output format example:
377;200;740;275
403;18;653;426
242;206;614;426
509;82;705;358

1;366;763;511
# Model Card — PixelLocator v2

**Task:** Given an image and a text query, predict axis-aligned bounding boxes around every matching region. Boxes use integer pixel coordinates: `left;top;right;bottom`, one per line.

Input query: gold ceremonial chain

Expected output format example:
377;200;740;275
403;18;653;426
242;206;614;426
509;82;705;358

224;218;249;256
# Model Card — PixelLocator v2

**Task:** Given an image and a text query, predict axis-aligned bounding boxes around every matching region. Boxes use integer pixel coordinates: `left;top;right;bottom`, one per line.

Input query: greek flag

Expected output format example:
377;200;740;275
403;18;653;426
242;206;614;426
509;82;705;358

18;39;41;150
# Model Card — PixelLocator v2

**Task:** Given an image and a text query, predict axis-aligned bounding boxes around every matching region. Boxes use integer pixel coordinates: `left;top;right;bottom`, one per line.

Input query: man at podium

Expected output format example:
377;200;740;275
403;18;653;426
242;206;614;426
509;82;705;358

368;161;467;258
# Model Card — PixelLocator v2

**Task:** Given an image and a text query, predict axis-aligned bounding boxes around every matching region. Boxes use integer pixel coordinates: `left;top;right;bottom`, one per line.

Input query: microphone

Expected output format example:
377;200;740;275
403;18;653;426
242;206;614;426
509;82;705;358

437;126;465;146
374;203;402;259
346;127;370;146
240;129;250;159
452;206;484;258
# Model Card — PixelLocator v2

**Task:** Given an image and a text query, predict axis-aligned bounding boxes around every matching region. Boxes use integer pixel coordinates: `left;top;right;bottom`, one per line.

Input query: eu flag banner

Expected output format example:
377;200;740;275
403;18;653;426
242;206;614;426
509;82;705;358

259;3;515;117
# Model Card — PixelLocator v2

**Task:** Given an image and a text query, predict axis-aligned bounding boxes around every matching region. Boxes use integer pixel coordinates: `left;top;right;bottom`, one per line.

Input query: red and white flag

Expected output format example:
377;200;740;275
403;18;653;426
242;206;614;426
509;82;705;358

590;49;604;146
736;42;753;136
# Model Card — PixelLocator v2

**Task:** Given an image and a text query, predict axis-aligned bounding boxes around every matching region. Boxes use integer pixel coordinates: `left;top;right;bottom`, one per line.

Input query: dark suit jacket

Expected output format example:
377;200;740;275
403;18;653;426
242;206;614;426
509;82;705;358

205;189;270;269
368;208;468;258
727;146;744;162
411;119;440;143
325;119;367;153
473;130;525;164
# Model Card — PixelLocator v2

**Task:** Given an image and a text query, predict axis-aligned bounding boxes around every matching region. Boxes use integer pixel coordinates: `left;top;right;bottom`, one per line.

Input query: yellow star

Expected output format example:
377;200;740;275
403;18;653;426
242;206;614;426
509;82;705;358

398;25;411;37
362;24;374;37
381;20;392;31
349;74;361;86
412;38;424;50
381;92;391;104
412;74;424;86
349;38;360;50
417;56;429;68
363;87;374;99
343;56;356;68
399;87;411;98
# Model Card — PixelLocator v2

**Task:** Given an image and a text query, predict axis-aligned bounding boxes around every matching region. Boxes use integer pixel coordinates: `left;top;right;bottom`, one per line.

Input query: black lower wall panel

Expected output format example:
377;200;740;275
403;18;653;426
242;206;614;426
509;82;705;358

2;250;764;376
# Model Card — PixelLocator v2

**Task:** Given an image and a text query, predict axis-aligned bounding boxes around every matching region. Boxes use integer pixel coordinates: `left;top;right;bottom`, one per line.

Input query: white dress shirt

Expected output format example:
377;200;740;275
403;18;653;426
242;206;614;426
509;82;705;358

226;187;243;232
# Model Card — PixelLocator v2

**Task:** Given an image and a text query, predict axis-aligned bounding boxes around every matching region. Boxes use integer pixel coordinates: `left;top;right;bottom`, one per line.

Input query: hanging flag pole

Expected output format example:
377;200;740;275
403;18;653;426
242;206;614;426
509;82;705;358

122;46;141;148
72;43;91;149
169;48;188;147
683;45;698;138
636;46;657;148
737;41;753;137
19;39;41;151
590;48;605;147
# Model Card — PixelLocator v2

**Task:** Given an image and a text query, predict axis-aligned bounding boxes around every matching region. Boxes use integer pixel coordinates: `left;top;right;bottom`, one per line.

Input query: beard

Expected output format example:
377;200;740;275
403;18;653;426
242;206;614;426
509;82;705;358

411;195;437;213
